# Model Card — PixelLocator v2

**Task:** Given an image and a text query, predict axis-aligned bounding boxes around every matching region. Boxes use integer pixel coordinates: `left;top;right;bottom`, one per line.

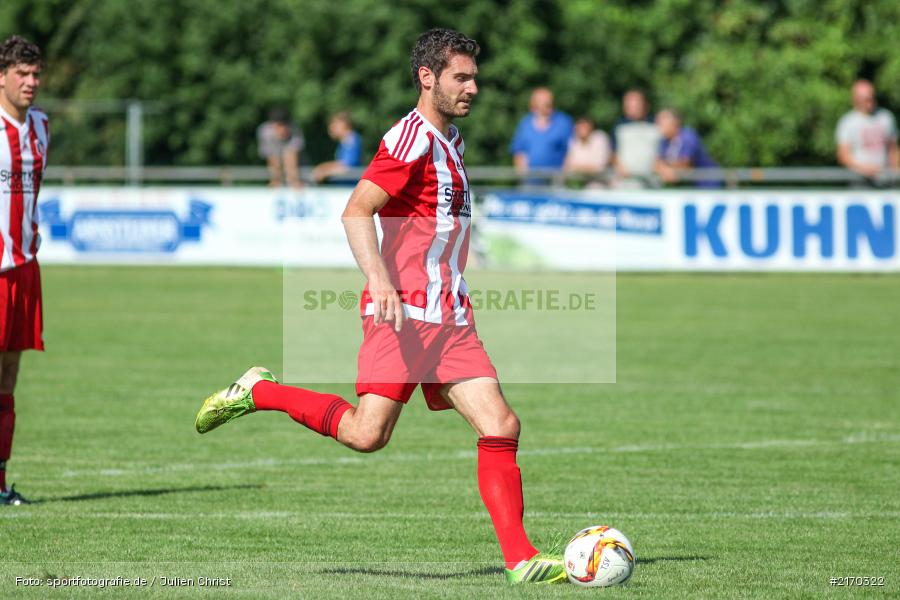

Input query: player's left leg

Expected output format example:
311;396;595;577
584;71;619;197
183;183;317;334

0;352;25;503
438;378;565;584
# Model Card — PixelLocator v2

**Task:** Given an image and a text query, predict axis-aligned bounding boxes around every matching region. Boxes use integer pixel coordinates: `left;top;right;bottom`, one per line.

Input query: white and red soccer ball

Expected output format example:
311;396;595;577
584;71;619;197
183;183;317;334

564;525;635;587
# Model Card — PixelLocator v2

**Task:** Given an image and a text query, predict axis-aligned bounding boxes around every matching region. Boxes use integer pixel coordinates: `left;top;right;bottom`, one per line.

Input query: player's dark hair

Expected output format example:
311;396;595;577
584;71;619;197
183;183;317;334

410;28;480;93
0;35;43;71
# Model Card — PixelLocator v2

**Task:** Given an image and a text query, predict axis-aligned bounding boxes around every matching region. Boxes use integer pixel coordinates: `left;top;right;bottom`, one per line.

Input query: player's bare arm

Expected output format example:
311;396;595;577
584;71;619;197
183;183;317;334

341;179;404;331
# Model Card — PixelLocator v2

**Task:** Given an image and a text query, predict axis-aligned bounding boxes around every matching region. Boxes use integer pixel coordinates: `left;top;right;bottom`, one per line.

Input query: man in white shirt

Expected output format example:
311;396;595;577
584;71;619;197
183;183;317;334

611;89;660;187
836;80;899;179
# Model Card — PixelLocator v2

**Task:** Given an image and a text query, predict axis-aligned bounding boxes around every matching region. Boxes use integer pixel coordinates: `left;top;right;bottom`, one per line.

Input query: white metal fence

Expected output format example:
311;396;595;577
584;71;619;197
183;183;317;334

42;165;900;188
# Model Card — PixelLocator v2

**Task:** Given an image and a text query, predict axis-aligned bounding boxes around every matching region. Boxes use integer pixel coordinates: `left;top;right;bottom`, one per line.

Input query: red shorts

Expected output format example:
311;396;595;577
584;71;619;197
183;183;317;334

0;259;44;352
355;318;497;411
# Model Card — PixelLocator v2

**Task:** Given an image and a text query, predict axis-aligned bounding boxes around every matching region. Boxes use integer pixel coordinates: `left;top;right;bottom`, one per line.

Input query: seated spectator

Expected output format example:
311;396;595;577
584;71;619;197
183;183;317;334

257;108;304;188
654;108;721;188
836;79;899;180
312;111;363;183
510;87;573;177
611;89;659;186
564;116;611;182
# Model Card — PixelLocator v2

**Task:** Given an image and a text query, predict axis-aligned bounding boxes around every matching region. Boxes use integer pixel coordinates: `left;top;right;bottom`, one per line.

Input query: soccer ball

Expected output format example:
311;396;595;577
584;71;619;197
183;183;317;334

564;525;635;587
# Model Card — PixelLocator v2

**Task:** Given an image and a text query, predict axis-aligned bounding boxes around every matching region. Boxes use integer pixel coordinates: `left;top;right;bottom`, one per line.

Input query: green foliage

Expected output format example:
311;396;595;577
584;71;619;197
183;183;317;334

1;0;897;166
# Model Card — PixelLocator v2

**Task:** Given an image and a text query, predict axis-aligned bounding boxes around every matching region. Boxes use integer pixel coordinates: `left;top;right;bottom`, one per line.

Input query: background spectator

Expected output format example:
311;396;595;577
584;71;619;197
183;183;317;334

564;116;611;183
836;79;899;180
612;89;659;186
510;87;573;176
655;108;720;187
257;107;304;188
312;111;363;183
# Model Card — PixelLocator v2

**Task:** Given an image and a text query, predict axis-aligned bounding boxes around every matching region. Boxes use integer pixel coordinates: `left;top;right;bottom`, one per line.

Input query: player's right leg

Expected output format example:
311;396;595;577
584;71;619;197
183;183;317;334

195;308;419;446
334;393;403;452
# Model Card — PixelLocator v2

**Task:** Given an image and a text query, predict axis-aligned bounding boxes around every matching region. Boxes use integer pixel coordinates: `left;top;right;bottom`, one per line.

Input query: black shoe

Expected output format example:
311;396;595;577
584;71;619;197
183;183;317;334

0;484;30;505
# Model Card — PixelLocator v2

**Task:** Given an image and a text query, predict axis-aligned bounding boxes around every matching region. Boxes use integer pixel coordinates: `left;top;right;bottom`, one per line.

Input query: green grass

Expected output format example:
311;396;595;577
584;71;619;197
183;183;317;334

2;266;898;599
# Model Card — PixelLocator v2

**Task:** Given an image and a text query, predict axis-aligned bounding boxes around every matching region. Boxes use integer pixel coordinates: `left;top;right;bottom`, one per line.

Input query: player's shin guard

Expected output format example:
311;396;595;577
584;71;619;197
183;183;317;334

0;394;14;492
252;381;351;439
477;436;539;569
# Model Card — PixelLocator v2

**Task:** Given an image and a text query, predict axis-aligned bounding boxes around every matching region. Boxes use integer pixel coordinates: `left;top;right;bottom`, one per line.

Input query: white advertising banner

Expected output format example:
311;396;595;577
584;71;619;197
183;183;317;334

35;187;899;271
479;190;899;271
37;186;356;267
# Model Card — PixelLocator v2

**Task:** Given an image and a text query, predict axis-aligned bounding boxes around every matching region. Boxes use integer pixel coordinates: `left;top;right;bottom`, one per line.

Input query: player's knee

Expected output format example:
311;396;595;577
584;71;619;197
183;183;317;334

483;409;520;439
346;429;391;453
501;411;521;439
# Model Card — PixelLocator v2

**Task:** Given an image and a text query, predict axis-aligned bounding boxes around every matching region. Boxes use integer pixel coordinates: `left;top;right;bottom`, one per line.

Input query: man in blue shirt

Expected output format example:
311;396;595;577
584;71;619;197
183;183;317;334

510;87;573;177
312;112;363;183
654;108;721;188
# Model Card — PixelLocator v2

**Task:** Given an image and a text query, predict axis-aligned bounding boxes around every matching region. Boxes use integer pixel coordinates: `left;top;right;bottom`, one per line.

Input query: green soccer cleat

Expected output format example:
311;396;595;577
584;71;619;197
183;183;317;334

505;553;567;584
194;367;278;434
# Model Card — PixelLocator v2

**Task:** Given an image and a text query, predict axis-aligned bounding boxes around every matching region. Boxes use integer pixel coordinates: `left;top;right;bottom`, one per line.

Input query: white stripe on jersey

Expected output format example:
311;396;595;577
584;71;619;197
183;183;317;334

446;144;471;326
383;111;431;162
424;139;455;324
0;128;13;268
363;302;426;321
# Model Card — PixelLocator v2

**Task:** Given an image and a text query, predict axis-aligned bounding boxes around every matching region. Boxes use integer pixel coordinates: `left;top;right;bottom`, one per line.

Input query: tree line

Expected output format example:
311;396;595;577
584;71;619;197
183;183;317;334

3;0;898;168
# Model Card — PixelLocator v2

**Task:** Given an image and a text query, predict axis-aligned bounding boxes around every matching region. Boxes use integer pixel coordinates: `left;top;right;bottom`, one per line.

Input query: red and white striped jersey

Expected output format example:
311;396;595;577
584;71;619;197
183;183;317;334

0;105;49;272
361;109;474;326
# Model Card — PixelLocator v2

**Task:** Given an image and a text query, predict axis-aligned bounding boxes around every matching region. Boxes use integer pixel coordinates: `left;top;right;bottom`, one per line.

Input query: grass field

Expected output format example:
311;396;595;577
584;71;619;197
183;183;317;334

1;266;898;599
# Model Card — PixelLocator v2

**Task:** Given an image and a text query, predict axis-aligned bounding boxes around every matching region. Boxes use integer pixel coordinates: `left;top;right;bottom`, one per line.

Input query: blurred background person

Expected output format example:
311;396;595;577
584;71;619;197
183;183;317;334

563;115;611;185
510;87;573;178
654;107;720;188
257;107;304;188
611;89;659;187
836;79;899;181
312;111;362;183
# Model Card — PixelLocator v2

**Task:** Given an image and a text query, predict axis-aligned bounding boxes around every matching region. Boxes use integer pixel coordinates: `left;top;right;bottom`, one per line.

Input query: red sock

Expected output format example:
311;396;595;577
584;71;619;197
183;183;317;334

477;436;538;569
251;381;351;438
0;394;14;492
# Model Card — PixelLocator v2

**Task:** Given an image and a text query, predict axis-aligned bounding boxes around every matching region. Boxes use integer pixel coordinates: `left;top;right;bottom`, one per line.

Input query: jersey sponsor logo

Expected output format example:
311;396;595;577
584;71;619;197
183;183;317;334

0;168;42;194
444;186;471;217
38;198;212;253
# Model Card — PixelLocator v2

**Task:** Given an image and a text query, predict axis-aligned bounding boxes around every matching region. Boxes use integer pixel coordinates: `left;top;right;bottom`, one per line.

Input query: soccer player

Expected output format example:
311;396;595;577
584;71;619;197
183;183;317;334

195;29;565;584
0;36;48;506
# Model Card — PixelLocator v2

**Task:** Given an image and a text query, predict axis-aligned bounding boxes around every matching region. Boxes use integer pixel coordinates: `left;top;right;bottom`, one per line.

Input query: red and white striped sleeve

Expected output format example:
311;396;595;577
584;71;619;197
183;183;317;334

362;110;431;198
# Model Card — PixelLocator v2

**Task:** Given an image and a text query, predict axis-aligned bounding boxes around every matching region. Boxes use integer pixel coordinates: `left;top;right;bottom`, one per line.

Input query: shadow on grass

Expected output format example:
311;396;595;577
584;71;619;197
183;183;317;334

638;556;710;565
320;566;505;580
32;483;263;504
